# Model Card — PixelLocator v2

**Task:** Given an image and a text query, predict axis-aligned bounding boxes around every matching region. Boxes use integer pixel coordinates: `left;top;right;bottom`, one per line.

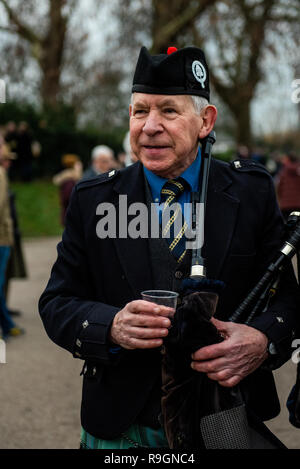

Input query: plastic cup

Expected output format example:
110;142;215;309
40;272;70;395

141;290;178;317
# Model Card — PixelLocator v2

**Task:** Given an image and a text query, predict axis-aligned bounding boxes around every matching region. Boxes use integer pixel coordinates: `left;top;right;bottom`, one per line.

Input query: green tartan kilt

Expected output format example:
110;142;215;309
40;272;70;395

80;424;168;449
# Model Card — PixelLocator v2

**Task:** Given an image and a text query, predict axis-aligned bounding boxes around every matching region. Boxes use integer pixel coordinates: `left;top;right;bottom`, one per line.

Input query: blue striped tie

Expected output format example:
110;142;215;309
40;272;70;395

160;177;188;263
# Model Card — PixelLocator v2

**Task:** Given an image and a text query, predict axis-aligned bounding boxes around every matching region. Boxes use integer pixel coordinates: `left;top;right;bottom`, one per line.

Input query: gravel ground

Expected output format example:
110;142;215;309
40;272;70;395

0;236;299;449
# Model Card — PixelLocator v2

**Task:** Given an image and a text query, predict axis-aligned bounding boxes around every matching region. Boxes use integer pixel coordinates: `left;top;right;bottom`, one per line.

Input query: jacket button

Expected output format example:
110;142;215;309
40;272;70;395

175;271;183;279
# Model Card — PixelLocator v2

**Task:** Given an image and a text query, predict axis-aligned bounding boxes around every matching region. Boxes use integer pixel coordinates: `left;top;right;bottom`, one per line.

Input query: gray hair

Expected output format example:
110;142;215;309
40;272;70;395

91;145;114;160
189;95;209;115
130;93;208;115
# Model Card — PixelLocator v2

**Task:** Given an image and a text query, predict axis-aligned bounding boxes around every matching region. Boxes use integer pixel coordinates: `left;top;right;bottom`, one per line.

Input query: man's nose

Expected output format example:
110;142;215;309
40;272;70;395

142;111;163;135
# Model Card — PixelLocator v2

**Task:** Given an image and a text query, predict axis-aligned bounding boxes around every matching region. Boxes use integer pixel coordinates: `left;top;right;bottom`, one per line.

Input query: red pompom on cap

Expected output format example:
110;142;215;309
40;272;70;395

167;46;178;55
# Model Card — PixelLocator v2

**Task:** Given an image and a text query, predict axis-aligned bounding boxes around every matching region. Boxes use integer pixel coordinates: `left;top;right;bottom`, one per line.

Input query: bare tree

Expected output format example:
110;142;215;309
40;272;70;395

115;0;299;145
0;0;71;107
192;0;300;146
0;0;109;112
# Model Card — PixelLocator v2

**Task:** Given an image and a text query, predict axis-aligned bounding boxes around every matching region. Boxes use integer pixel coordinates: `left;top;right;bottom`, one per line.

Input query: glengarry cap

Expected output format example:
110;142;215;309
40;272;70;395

132;46;210;100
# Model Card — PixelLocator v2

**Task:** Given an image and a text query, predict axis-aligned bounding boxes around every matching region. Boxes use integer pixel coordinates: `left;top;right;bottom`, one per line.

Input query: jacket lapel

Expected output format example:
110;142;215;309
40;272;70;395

203;160;240;279
112;162;153;298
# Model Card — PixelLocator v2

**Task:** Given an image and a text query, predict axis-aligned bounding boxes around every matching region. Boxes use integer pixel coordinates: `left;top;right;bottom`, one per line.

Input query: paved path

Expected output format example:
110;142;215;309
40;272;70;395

0;237;299;449
0;237;82;449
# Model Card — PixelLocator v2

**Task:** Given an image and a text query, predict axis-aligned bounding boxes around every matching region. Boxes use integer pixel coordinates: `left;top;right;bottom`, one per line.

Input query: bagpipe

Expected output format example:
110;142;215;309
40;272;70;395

160;133;300;449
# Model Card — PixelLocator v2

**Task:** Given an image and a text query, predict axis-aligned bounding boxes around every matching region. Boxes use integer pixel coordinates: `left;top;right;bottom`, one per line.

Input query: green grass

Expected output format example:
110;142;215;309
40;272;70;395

11;180;63;238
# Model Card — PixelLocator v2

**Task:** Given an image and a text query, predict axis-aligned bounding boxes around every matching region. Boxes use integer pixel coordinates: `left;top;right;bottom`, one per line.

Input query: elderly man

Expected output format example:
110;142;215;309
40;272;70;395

82;145;115;180
39;46;299;449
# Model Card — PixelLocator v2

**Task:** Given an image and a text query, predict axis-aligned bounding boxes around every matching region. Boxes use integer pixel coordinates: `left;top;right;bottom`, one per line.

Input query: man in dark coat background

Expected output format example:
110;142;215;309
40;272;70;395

39;46;299;449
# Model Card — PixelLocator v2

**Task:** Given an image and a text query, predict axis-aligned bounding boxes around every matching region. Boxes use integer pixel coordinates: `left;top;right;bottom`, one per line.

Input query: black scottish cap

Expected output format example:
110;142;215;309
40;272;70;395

132;46;210;100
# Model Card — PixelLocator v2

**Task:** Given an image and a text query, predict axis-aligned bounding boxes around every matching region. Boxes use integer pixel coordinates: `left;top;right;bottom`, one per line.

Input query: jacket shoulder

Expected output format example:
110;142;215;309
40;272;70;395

75;169;120;192
210;158;273;194
230;159;270;177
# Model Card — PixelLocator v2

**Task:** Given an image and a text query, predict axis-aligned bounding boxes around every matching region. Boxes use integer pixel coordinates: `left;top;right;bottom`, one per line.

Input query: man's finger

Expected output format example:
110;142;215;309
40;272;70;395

130;314;171;328
128;300;173;317
211;317;233;334
206;369;233;382
125;337;163;350
190;356;230;373
129;326;169;339
192;342;229;361
218;375;242;388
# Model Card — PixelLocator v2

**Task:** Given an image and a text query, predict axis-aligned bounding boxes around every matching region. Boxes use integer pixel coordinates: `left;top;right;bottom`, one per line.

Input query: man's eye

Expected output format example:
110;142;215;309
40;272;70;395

134;109;146;115
164;108;176;114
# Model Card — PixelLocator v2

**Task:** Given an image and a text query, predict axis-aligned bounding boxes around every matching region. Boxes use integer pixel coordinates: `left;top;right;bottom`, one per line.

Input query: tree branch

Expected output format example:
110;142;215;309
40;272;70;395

0;0;41;44
151;0;217;53
0;25;16;34
269;14;300;22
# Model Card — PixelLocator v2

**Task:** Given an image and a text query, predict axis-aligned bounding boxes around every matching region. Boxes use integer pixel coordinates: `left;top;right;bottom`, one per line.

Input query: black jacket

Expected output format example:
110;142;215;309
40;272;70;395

39;158;299;439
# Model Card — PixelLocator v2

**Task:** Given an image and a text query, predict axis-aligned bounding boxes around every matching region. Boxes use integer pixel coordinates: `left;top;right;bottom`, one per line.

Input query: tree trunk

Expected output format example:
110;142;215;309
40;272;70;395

151;0;186;53
232;99;252;148
39;0;67;108
151;0;216;54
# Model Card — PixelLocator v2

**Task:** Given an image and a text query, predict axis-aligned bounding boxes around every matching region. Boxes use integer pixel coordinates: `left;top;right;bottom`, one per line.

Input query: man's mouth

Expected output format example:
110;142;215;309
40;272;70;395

143;145;169;149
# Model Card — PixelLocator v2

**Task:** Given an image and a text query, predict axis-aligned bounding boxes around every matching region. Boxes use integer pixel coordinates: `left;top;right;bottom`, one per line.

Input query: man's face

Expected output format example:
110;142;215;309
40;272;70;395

93;154;114;173
129;94;203;179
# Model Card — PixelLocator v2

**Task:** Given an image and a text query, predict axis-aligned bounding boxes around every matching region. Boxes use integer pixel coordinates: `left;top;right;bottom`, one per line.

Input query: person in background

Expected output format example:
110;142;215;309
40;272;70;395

116;152;127;169
276;151;300;220
0;139;24;339
53;154;83;226
123;131;138;167
5;187;28;318
236;144;250;160
266;151;284;179
16;121;34;182
251;146;267;166
82;145;115;180
4;121;19;181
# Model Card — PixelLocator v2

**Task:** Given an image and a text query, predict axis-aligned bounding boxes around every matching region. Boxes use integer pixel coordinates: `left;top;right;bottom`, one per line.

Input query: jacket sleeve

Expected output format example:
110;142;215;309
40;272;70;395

247;175;300;369
38;187;120;366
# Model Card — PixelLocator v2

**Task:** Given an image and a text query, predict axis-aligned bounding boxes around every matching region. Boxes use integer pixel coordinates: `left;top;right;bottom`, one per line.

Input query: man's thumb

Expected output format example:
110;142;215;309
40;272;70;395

211;317;231;333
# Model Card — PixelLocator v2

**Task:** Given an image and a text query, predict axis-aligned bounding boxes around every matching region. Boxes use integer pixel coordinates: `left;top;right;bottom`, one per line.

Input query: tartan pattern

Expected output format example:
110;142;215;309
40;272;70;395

80;424;168;449
160;177;188;262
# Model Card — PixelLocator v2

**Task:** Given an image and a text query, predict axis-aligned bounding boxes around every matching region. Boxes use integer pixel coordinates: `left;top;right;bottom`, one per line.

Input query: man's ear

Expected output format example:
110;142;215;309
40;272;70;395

129;104;133;117
198;105;217;140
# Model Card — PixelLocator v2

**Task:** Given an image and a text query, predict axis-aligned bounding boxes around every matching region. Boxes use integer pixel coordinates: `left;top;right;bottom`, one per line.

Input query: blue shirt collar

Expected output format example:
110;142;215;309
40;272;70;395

143;148;201;202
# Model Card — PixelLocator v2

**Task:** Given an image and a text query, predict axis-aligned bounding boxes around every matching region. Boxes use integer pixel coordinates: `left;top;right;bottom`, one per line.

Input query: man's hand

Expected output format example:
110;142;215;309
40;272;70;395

191;318;269;387
109;300;172;350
